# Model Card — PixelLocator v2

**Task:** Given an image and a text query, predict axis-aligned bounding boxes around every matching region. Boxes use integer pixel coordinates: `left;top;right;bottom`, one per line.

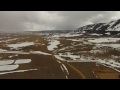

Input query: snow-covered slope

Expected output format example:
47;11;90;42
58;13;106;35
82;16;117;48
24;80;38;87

74;19;120;35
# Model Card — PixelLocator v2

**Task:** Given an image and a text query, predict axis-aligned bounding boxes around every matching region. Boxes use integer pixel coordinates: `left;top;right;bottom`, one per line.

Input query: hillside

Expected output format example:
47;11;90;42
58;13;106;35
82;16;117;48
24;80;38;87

74;19;120;36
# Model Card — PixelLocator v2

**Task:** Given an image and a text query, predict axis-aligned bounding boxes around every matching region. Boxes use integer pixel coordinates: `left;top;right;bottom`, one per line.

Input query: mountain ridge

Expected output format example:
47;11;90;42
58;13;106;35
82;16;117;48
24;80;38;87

74;19;120;36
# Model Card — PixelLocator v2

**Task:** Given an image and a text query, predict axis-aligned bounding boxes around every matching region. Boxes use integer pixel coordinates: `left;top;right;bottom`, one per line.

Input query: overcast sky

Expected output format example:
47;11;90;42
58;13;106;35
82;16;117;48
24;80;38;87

0;11;120;32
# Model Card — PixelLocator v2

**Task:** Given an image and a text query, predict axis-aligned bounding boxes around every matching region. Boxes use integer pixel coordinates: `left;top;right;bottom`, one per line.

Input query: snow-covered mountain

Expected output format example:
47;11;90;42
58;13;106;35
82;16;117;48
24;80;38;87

74;19;120;35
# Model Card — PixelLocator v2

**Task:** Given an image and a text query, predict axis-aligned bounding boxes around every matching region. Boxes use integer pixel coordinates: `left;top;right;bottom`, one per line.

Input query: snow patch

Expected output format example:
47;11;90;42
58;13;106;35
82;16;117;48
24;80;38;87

90;50;102;54
59;52;80;60
30;51;51;55
97;44;120;49
52;35;61;38
0;50;51;55
54;55;66;61
88;38;120;43
0;51;29;54
105;32;111;35
60;66;64;72
0;38;18;43
67;39;81;42
0;49;7;52
0;60;14;65
14;59;31;64
62;64;69;75
8;56;13;58
57;60;61;64
64;34;80;37
97;59;120;68
7;42;34;49
47;40;60;51
0;65;19;71
90;33;102;36
0;69;38;75
66;75;68;79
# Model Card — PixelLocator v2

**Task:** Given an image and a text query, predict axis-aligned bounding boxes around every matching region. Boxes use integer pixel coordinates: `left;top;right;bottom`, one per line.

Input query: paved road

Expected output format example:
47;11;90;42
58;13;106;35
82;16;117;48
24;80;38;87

65;62;98;79
54;57;98;79
0;54;98;79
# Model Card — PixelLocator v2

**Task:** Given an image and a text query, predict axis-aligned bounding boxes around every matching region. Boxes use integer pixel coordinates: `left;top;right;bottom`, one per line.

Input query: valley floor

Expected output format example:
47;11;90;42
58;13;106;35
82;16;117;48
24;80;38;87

0;33;119;79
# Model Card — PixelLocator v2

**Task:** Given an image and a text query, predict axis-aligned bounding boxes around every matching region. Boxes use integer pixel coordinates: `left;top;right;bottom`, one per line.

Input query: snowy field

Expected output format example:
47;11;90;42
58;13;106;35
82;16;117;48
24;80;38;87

47;33;120;71
0;33;120;78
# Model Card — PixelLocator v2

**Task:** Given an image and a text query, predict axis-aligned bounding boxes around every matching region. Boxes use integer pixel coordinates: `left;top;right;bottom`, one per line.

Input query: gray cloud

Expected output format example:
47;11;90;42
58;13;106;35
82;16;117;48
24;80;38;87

0;11;120;32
